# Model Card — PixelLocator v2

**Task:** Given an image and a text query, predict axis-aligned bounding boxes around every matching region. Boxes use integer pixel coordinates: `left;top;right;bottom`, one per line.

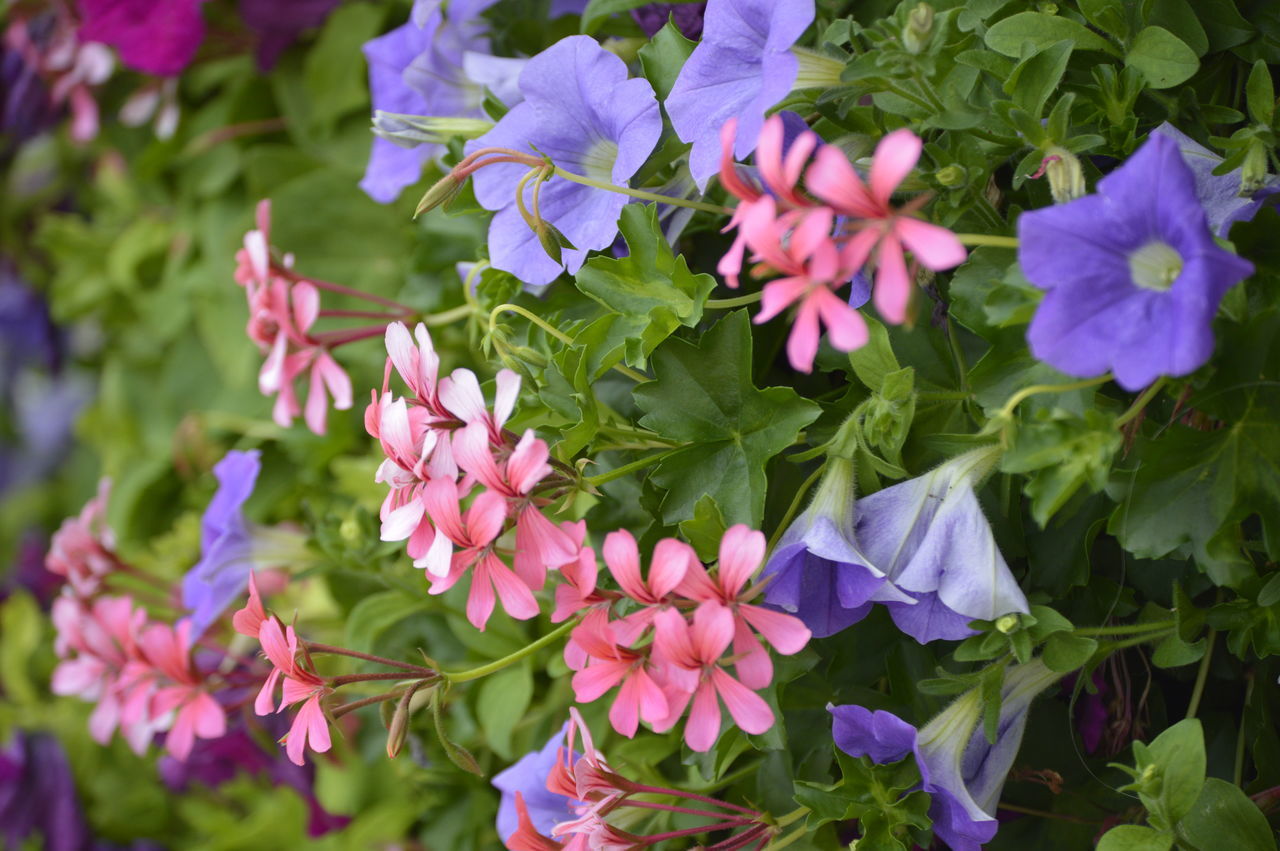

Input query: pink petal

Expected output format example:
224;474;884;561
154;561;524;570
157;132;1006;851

648;538;696;600
381;498;425;542
466;490;509;547
291;281;320;334
717;525;764;597
651;608;697;670
813;287;869;352
572;659;628;703
422;478;467;544
895;217;967;271
869;128;922;207
316;352;352;410
515;506;577;588
690;602;734;663
609;675;642;738
304;695;332;753
717;118;761;203
189;691;227;738
453;422;505;492
384;322;419;393
754;276;810;324
258;619;294;674
506;430;552;495
466;559;498;630
740;604;812;655
731;619;773;690
166;706;195;761
259;331;289;395
807;145;877;218
304;360;330;435
684;681;722;752
492;369;522;432
711;668;774;735
255;668;282;715
785;296;822;373
439;369;487;424
633;667;669;725
788;207;836;263
873;232;911;324
486;554;540;621
603;530;648;602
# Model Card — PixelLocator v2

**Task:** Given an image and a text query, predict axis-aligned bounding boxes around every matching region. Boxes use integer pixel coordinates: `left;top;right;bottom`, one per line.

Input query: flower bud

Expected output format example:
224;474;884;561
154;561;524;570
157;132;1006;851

995;614;1020;634
903;3;935;55
1241;138;1270;195
372;111;492;149
415;173;464;218
935;164;967;187
1041;146;1085;204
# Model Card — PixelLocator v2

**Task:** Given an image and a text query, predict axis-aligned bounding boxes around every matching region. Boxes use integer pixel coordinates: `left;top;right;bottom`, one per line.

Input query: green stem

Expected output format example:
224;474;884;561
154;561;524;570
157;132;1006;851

766;463;826;554
461;260;488;313
420;304;475;327
551;167;731;215
1185;628;1217;720
955;233;1019;248
1234;671;1255;787
773;807;808;829
585;450;678;487
945;316;969;394
442;618;580;683
1075;620;1176;637
1099;629;1176;653
489;303;649;383
1115;378;1166;428
762;826;807;850
994;375;1111;421
706;292;764;309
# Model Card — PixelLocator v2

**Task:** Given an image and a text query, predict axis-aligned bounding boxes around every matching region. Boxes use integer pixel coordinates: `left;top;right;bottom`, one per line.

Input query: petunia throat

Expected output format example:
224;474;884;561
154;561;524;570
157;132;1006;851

1128;241;1183;291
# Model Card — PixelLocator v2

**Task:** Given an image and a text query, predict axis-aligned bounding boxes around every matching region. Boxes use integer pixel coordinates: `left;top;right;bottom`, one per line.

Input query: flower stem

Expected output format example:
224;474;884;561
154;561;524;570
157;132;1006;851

420;303;476;327
706;292;764;309
624;783;759;815
993;375;1111;421
996;802;1101;825
442;618;580;683
1099;629;1176;653
772;807;808;829
585;450;678;487
761;825;806;850
306;643;435;673
330;689;406;719
620;800;751;820
1185;628;1217;720
1235;670;1255;787
1074;620;1176;637
1115;378;1166;428
328;671;426;688
644;821;757;843
766;463;825;555
954;233;1019;248
551;167;731;215
287;272;413;313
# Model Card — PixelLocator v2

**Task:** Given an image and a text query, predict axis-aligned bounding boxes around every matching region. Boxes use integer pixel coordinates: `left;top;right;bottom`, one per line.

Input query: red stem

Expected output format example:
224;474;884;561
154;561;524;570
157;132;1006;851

330;689;406;719
623;783;758;815
283;271;412;312
328;672;430;688
313;324;393;347
319;308;409;320
618;800;749;820
709;824;770;851
641;821;755;844
304;643;434;673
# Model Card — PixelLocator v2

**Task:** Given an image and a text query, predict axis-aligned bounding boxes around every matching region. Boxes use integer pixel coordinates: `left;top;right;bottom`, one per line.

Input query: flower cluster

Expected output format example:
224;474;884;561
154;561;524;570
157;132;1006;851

369;320;580;629
563;525;810;751
718;114;967;371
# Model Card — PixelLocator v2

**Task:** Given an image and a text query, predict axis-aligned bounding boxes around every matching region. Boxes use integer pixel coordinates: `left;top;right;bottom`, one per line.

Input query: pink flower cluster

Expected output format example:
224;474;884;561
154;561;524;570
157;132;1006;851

47;484;229;761
232;574;333;766
234;200;355;435
510;710;773;851
558;526;810;752
718;115;967;372
368;321;579;630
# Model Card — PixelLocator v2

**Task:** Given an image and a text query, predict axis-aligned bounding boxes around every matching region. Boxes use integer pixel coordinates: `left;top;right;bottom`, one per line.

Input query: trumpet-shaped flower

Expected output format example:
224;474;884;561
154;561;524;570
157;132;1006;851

854;447;1029;643
830;659;1061;851
1017;132;1255;390
760;456;913;638
1153;122;1280;238
466;35;661;286
494;725;583;843
807;129;967;324
666;0;814;188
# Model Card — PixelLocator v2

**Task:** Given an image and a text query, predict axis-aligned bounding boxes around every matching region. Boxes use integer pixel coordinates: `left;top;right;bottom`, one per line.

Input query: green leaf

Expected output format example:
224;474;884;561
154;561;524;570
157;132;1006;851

1002;409;1122;527
1151;632;1206;668
1077;0;1130;41
1177;778;1278;851
848;315;901;392
679;495;729;562
1004;40;1074;118
1247;60;1276;126
1125;27;1200;89
581;0;668;32
1043;632;1099;672
984;12;1120;58
430;690;484;777
0;592;43;705
1096;825;1175;851
475;663;533;760
343;590;431;653
1140;719;1206;828
574;204;716;369
634;311;821;525
638;19;696;101
303;3;383;131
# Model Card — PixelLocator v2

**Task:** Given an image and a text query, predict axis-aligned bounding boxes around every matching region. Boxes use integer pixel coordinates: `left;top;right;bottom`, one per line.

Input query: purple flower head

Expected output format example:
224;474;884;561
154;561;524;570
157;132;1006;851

182;450;306;638
492;724;582;842
830;659;1060;851
760;456;912;638
465;35;662;286
78;0;205;77
1153;122;1280;238
855;447;1029;644
239;0;341;71
632;3;707;39
666;0;813;189
0;731;91;851
1018;133;1255;391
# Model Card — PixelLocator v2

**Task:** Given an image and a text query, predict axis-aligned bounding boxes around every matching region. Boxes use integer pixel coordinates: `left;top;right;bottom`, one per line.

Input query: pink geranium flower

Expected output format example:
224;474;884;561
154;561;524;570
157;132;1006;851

45;478;120;597
807;128;967;323
569;610;668;739
651;604;774;752
128;621;227;760
676;525;811;690
255;617;333;766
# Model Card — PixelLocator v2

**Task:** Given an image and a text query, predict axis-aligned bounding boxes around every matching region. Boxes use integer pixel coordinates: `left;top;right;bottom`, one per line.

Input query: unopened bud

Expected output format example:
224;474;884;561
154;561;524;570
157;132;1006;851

386;684;426;759
903;3;935;55
372;111;493;149
415;173;464;218
533;220;576;264
995;614;1020;634
1040;146;1085;204
1241;138;1270;195
935;164;967;187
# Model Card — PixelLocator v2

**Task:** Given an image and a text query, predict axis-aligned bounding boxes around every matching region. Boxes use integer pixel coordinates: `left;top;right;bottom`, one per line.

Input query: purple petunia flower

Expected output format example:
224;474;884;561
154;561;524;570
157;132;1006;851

239;0;342;70
78;0;205;77
1018;133;1255;391
0;730;91;851
760;456;911;638
1152;122;1280;238
492;725;581;842
632;3;707;39
855;447;1029;644
465;35;662;286
666;0;814;188
830;659;1060;851
360;1;528;203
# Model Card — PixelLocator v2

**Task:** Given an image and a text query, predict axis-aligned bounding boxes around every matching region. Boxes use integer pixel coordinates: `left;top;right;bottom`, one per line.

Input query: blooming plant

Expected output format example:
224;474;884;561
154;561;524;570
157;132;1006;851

5;1;1280;850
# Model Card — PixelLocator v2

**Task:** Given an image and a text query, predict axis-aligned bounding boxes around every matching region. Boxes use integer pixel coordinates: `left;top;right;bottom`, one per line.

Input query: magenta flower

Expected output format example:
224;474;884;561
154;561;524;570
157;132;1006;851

78;0;205;77
1017;132;1255;390
807;128;967;324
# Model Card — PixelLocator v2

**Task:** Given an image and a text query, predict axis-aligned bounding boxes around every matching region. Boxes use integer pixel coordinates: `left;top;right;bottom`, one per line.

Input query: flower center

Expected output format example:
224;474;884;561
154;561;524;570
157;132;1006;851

1128;241;1183;292
579;139;618;183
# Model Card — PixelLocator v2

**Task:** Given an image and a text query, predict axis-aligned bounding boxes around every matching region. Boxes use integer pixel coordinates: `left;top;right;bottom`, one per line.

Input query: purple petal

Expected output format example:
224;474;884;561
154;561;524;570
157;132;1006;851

829;704;917;765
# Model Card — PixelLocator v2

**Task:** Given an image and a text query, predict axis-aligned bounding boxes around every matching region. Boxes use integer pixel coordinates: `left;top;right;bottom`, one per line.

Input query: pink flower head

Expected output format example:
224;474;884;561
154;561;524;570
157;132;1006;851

599;531;697;644
383;321;445;415
651;603;775;752
45;478;120;597
255;617;332;766
807;129;967;323
370;393;441;553
552;521;607;626
569;610;669;739
455;425;578;589
232;571;267;638
743;200;869;372
130;621;227;761
437;366;522;444
234;199;274;295
420;479;539;630
677;525;811;690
